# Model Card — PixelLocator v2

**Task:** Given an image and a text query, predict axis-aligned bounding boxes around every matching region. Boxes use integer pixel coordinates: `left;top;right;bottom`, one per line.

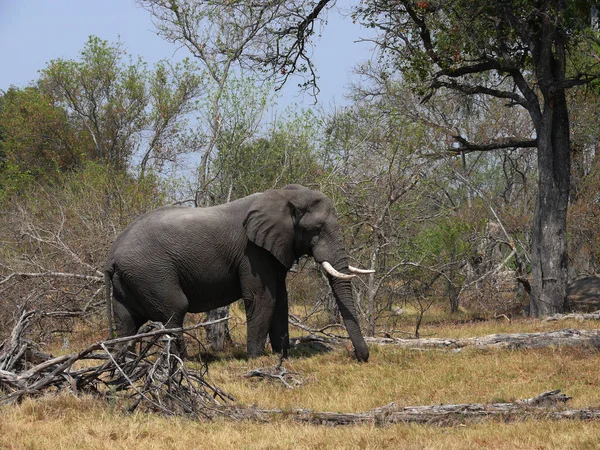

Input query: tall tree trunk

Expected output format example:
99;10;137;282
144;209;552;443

528;9;571;316
448;277;460;314
529;96;570;316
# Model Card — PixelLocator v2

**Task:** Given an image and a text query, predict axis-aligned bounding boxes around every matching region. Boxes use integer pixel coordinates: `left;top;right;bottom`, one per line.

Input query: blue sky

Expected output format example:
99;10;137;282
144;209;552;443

0;0;375;110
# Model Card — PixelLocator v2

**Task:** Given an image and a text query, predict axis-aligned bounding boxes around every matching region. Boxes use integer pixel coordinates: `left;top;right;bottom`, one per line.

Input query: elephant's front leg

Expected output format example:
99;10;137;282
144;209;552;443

269;277;289;358
243;292;275;358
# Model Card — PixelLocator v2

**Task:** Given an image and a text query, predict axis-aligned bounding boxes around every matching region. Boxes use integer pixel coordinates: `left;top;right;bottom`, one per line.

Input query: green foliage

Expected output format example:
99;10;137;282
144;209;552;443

39;36;201;172
415;214;475;262
0;86;92;198
39;36;147;168
213;108;324;201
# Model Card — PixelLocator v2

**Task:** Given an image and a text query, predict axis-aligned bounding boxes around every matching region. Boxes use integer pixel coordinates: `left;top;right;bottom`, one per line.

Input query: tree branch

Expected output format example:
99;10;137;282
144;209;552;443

431;80;528;107
0;271;103;286
450;136;537;153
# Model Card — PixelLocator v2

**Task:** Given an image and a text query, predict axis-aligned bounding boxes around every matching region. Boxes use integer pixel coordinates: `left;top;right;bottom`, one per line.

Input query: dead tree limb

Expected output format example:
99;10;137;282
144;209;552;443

544;310;600;322
288;314;346;338
293;328;600;352
250;390;590;426
0;271;103;286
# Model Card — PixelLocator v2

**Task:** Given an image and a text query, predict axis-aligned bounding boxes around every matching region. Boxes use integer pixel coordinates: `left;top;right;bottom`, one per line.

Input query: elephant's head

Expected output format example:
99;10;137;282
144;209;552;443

243;184;372;362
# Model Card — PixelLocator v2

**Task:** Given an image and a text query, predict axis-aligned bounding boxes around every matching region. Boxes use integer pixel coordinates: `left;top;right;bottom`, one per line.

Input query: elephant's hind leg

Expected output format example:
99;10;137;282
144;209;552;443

112;299;145;338
135;284;189;357
111;273;146;338
112;271;189;356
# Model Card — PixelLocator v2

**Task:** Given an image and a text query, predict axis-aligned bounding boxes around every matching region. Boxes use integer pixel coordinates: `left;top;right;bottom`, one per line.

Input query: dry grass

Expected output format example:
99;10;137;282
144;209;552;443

3;387;600;449
209;344;600;411
3;310;600;449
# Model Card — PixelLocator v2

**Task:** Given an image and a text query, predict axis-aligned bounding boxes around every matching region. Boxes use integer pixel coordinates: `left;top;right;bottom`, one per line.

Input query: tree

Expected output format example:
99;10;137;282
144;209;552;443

217;0;596;316
139;0;283;203
214;107;324;199
0;86;93;197
352;1;600;315
323;96;439;333
40;36;201;172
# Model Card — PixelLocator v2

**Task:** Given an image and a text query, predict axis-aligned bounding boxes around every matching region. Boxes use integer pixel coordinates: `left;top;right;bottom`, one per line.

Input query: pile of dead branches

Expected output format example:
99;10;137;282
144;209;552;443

0;308;235;419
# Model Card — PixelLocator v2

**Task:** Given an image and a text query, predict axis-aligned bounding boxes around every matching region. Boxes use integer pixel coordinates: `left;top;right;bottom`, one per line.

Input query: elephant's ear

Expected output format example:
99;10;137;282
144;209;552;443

243;190;297;269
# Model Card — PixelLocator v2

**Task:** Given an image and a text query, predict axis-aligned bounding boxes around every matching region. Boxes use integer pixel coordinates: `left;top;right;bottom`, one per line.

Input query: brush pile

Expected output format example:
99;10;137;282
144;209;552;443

0;308;235;418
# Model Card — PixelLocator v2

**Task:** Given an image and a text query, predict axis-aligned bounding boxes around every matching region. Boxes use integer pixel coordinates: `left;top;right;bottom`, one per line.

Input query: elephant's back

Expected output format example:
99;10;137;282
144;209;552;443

106;198;257;272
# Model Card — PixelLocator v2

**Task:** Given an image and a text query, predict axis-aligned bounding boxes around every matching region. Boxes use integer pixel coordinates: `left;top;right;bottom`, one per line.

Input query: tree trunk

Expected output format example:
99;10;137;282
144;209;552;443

528;12;571;316
529;128;570;316
325;291;341;325
366;231;379;337
205;306;231;352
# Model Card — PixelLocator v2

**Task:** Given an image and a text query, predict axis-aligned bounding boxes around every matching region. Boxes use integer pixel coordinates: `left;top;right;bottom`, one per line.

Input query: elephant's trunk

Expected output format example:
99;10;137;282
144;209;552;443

312;227;370;362
328;273;369;362
320;252;369;362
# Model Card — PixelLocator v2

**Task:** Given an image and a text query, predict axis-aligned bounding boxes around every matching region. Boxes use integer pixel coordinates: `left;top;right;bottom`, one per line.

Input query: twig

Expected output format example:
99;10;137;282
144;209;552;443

0;271;103;286
288;314;347;339
243;355;302;389
100;341;173;415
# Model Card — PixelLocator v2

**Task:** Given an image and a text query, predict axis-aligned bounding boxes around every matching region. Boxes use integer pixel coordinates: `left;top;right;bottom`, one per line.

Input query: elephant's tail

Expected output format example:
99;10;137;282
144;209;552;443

104;267;114;340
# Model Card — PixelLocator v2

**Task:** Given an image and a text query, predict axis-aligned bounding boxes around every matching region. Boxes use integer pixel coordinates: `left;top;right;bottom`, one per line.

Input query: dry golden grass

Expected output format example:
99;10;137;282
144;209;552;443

3;309;600;449
210;344;600;411
3;387;600;449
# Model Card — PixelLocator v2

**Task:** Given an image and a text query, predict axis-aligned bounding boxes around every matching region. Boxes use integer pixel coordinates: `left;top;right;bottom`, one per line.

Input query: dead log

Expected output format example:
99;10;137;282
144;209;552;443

0;271;103;286
0;308;36;373
545;310;600;322
567;276;600;312
294;328;600;352
250;390;598;426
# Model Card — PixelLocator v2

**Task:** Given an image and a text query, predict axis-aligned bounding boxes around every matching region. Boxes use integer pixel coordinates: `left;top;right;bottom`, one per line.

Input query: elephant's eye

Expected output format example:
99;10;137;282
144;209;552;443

307;226;321;245
307;226;321;236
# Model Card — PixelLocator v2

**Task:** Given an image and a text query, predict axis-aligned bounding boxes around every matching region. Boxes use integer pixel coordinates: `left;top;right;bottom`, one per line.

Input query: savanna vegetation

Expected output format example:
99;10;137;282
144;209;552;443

2;1;600;448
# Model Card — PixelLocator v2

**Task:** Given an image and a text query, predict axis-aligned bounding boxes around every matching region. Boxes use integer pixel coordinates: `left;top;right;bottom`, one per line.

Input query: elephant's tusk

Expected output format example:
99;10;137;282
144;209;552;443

321;261;356;280
348;265;375;275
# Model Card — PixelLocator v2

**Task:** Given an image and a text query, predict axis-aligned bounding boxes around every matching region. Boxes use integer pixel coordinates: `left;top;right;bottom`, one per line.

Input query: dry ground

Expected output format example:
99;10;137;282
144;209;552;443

3;309;600;449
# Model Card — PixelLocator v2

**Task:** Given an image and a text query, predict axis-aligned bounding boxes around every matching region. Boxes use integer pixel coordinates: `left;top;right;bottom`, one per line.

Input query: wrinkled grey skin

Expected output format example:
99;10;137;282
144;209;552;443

104;185;369;362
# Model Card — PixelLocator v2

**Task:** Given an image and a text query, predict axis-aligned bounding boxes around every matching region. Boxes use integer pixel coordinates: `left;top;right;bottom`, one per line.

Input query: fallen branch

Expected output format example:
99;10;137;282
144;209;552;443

5;310;600;425
250;390;591;426
293;328;600;352
244;356;303;389
289;314;346;338
544;310;600;322
0;271;103;286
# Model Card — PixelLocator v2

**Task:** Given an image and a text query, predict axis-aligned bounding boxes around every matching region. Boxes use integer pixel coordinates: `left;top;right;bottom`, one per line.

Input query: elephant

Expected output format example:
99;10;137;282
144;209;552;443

104;185;373;362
